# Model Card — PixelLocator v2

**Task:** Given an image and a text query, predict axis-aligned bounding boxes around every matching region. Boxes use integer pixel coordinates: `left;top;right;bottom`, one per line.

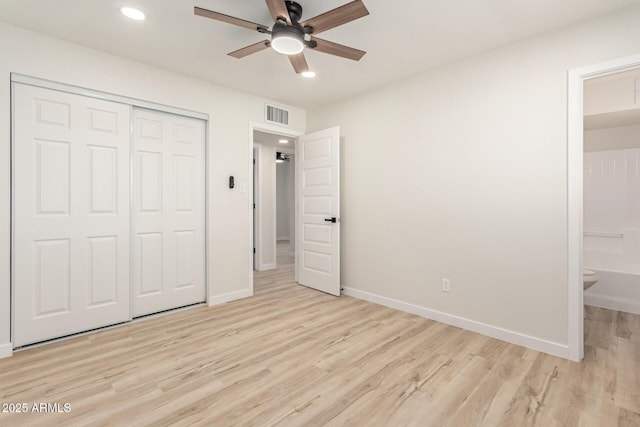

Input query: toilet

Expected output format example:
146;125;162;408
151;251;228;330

583;269;599;291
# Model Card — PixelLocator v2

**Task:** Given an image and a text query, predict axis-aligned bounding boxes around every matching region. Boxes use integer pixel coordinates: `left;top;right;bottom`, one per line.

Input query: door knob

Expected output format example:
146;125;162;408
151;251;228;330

324;217;337;223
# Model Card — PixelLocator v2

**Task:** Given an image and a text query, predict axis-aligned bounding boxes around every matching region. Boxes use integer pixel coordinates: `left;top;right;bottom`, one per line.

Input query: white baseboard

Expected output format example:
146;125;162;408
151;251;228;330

208;289;253;306
585;293;640;315
257;263;276;271
0;342;13;358
342;287;570;360
277;236;290;241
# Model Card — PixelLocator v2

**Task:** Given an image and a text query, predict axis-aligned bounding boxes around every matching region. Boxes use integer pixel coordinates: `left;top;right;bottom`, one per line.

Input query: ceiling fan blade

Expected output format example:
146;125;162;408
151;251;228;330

289;53;309;74
310;37;366;61
265;0;291;25
194;6;269;32
228;40;270;59
300;0;369;35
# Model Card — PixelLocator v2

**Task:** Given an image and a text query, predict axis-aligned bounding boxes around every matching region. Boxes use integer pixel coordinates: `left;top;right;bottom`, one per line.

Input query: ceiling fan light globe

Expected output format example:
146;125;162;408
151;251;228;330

271;35;304;55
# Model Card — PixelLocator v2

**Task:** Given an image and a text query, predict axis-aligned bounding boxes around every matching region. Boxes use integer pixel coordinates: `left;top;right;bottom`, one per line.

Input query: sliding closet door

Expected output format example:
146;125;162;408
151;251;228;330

13;84;131;347
132;109;205;317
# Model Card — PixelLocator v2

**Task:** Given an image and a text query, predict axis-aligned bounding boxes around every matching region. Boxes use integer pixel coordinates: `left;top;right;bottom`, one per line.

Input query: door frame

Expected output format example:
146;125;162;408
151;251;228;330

567;53;640;361
248;122;302;294
252;142;271;271
9;74;210;352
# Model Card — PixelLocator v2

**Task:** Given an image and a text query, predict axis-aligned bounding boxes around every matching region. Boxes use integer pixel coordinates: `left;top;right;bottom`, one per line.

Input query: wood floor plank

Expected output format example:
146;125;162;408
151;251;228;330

0;241;639;426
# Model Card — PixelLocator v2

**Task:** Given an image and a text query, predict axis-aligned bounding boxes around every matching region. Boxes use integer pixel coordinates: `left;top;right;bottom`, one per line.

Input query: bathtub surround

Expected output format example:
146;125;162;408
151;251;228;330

584;147;640;275
584;270;640;314
584;147;640;315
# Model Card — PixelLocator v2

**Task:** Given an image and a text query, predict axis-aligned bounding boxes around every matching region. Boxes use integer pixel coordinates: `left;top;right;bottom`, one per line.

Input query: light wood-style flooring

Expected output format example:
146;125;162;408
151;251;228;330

0;241;639;426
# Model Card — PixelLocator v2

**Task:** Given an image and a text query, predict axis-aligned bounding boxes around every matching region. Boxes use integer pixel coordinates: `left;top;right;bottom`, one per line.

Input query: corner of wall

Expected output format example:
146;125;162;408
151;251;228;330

0;342;13;359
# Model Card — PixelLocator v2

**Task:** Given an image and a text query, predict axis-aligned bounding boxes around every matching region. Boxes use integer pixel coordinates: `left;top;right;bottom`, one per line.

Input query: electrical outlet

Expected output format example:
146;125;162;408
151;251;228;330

441;278;451;293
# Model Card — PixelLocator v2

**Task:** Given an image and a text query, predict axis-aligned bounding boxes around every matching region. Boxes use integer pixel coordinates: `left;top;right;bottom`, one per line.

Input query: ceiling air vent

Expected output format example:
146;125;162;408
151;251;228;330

265;104;289;126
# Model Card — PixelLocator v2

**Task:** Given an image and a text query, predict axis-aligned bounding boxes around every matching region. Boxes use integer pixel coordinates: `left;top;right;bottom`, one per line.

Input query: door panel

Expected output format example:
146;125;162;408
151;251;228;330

13;84;131;347
132;109;205;317
297;127;340;296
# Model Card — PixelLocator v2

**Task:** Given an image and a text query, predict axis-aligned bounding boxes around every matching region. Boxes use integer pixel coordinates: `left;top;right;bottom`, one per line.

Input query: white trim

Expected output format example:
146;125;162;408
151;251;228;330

251;143;276;272
10;73;208;121
343;287;569;359
208;289;253;306
567;68;584;362
9;82;16;347
128;103;135;320
253;143;262;273
585;295;640;315
294;140;300;284
205;117;212;306
271;145;277;270
249;133;255;290
567;53;640;362
252;147;258;272
249;122;303;294
0;342;13;359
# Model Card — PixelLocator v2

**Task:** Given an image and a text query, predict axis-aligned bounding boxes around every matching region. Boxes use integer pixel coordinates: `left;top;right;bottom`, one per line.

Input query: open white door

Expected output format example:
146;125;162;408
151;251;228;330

296;127;340;296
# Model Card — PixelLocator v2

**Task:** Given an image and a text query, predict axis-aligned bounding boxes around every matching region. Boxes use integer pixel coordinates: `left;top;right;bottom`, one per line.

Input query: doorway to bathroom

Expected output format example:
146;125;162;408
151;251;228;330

568;54;640;361
582;68;640;351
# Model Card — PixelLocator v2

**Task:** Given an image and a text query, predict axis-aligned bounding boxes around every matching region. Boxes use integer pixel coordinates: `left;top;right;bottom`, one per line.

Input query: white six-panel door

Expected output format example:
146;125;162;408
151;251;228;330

297;127;341;296
13;84;131;347
132;109;205;317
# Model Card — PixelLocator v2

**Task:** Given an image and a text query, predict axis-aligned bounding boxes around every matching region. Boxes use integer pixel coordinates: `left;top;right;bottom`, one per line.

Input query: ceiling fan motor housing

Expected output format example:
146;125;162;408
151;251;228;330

285;1;303;23
272;21;304;39
271;21;305;54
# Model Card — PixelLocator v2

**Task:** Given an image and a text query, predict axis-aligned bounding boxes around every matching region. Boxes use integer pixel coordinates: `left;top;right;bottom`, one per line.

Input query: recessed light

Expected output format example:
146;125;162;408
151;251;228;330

278;139;289;144
302;71;316;78
121;6;146;21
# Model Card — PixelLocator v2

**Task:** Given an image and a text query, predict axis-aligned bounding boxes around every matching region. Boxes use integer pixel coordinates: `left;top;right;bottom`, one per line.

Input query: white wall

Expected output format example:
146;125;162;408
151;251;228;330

276;161;291;240
307;5;640;355
0;23;305;354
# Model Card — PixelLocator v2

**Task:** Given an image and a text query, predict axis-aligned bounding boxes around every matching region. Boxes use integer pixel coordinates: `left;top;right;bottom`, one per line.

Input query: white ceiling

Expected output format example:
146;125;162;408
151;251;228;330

1;0;639;109
254;130;295;148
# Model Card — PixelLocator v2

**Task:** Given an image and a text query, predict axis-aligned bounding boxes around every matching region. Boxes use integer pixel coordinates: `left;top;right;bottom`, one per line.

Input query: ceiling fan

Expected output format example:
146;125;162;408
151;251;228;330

194;0;369;75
